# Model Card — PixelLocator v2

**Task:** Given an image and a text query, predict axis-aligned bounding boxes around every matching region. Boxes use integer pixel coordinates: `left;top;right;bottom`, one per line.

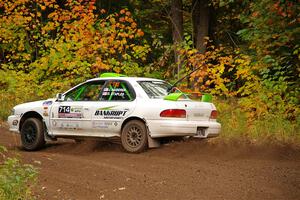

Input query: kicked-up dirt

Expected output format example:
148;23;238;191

0;127;300;200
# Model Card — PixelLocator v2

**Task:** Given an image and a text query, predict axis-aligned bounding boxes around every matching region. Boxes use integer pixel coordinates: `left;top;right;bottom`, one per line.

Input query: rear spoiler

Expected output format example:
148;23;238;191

164;93;212;102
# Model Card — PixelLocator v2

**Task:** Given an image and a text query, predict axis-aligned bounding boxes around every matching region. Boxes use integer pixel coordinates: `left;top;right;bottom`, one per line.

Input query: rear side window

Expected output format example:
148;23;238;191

138;81;170;99
138;81;186;99
100;80;135;101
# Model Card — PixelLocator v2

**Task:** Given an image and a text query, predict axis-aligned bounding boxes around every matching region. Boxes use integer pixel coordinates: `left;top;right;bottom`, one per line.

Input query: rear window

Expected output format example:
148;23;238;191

138;81;184;99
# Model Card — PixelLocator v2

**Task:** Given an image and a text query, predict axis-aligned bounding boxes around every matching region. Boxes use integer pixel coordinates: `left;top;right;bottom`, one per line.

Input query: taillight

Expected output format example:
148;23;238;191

160;109;186;118
210;110;218;119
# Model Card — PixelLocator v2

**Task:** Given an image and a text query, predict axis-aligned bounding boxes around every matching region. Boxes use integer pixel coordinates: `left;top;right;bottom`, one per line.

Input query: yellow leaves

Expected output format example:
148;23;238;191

100;22;106;28
131;22;137;29
125;11;131;16
0;2;149;83
235;58;245;64
109;48;116;54
120;9;126;14
128;34;134;39
187;49;196;55
23;53;31;61
114;67;121;73
136;29;144;37
236;68;248;78
109;17;116;25
119;17;125;22
120;39;127;45
124;16;129;22
127;17;134;23
177;44;259;97
47;12;56;19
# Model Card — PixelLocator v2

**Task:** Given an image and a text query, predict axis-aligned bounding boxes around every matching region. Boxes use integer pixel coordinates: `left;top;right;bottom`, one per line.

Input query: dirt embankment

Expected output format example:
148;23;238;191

0;127;299;200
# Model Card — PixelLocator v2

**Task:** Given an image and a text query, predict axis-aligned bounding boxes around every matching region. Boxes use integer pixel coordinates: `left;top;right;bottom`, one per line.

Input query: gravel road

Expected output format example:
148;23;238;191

0;127;299;200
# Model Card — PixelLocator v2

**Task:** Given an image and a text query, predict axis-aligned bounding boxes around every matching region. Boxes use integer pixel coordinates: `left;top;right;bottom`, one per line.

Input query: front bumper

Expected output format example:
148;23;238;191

7;115;20;133
147;119;221;138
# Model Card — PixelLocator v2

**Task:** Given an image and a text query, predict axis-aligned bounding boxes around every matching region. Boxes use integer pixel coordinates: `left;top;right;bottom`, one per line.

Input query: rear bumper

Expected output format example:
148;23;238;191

147;119;221;138
7;115;20;133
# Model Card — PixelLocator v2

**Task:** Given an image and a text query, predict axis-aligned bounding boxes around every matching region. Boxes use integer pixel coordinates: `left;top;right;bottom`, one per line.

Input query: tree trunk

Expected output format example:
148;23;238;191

192;0;210;53
170;0;183;77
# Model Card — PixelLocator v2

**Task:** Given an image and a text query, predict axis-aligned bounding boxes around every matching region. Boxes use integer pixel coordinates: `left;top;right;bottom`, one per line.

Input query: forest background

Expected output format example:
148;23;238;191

0;0;299;142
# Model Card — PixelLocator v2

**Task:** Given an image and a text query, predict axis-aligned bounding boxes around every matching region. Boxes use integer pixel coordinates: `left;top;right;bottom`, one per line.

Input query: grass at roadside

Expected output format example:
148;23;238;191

215;98;300;145
0;146;38;200
0;94;14;122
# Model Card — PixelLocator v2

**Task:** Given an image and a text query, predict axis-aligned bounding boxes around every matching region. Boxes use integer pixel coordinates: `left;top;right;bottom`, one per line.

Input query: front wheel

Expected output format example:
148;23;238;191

121;120;148;153
21;118;45;151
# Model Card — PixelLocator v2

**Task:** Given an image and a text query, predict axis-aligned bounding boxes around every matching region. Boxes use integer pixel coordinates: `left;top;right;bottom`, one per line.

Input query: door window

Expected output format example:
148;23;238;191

100;80;135;101
64;81;105;101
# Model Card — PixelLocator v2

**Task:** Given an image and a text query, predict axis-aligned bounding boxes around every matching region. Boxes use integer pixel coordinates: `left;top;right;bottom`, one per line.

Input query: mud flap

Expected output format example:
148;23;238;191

43;121;57;142
44;132;57;142
147;134;160;148
144;119;160;148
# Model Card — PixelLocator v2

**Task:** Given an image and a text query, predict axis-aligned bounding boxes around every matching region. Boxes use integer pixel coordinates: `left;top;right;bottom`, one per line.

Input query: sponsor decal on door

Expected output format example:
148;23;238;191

58;106;83;118
94;106;128;119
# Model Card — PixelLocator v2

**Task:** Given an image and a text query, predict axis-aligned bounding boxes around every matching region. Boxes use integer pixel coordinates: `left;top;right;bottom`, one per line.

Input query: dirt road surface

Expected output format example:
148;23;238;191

0;127;299;200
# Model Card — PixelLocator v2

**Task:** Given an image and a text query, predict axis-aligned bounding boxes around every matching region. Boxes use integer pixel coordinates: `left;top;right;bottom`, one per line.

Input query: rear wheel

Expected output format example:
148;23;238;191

121;120;148;153
21;118;45;151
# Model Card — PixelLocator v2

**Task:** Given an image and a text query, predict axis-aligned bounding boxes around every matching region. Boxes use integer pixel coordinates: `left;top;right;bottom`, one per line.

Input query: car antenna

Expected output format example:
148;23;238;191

167;64;205;93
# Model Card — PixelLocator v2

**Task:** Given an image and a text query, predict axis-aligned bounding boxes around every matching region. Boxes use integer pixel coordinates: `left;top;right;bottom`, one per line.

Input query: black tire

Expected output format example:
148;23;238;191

21;118;45;151
121;120;148;153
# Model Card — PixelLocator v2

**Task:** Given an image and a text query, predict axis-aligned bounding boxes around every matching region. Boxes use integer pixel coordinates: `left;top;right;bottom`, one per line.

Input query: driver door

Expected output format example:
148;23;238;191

49;80;106;136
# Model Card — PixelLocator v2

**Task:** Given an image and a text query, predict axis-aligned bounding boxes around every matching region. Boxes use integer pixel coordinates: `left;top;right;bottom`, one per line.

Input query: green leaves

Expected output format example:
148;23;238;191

234;0;300;120
0;146;38;200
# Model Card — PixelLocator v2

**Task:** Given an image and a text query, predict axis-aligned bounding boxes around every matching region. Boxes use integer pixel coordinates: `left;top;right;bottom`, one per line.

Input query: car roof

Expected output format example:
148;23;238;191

87;76;164;82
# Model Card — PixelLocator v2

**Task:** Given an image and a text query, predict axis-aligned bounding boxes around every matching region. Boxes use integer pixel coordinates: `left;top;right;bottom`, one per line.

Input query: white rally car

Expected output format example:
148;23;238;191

8;73;221;153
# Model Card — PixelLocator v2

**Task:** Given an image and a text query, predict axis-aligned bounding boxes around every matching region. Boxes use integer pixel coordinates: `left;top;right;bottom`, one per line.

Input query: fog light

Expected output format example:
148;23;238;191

12;120;18;126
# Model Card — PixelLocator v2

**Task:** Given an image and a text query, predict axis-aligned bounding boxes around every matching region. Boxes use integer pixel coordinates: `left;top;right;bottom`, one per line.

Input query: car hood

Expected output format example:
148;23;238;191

14;98;56;110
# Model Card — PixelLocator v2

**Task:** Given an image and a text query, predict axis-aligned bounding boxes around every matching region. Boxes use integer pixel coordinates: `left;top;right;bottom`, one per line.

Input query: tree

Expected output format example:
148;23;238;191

170;0;184;77
192;0;210;53
237;0;299;104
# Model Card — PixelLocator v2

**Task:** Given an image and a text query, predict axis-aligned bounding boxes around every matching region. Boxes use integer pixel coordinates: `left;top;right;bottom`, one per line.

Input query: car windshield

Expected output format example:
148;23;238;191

138;81;183;99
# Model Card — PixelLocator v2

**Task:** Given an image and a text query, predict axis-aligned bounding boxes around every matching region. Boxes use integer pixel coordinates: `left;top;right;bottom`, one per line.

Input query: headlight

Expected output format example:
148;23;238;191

11;109;15;115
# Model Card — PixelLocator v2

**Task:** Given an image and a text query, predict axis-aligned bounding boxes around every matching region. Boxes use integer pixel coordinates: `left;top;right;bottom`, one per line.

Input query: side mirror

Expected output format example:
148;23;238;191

56;93;64;102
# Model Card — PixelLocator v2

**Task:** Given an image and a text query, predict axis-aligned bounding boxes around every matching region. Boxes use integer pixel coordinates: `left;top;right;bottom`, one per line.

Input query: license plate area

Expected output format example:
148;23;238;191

196;127;206;137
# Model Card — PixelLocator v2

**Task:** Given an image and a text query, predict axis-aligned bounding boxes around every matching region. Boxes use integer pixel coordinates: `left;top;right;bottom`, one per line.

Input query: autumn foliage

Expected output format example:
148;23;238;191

0;0;299;140
0;0;150;114
0;0;150;120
